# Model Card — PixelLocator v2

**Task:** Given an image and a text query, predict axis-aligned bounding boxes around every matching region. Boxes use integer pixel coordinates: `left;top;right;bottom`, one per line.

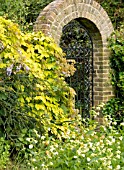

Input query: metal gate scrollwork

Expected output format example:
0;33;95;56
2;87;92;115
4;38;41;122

60;19;94;117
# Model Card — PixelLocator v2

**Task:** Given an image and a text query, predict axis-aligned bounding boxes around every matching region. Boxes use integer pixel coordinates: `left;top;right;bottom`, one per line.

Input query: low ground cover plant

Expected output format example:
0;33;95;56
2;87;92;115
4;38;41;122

4;108;124;170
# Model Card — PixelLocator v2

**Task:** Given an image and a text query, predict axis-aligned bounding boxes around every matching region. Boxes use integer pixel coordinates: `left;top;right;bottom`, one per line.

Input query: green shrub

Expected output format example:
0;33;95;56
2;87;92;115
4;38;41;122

0;17;77;160
109;26;124;99
0;0;54;31
109;27;124;91
101;26;124;126
102;98;124;126
96;0;124;29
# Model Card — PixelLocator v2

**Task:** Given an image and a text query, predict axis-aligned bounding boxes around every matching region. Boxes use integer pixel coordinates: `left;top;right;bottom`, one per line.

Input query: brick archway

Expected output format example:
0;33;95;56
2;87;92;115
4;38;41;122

34;0;114;106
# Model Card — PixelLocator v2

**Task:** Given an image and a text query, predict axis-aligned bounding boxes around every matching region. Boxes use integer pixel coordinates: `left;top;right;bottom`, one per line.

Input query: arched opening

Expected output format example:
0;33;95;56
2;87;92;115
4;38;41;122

60;19;93;117
34;0;114;110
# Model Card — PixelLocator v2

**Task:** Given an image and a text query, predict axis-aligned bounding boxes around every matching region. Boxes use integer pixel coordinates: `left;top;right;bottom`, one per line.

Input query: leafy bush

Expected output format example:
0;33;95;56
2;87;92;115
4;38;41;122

101;26;124;125
1;0;124;31
102;98;124;126
0;0;54;31
0;16;76;162
96;0;124;29
109;26;124;99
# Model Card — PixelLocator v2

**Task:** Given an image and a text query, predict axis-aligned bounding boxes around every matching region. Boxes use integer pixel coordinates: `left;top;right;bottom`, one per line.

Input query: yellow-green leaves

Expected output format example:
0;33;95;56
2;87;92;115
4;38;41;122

0;17;77;140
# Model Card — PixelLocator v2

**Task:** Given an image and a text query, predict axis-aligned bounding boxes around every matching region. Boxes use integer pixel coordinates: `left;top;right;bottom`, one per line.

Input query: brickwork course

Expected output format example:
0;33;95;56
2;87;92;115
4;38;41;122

34;0;114;106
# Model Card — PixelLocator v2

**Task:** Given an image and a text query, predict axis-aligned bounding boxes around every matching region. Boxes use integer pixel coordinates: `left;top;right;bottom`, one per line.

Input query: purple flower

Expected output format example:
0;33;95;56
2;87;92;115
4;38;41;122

16;64;22;72
6;64;14;76
24;64;30;71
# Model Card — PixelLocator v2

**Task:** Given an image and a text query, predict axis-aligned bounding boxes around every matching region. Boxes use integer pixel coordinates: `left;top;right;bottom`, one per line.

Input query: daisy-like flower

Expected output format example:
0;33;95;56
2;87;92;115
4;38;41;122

53;151;58;155
73;156;78;159
29;144;33;149
116;165;120;170
120;122;124;126
26;137;31;142
87;157;91;162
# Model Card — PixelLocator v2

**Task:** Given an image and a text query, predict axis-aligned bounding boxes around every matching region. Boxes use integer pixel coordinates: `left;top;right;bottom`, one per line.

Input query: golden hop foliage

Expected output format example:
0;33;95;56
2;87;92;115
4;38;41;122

0;17;77;139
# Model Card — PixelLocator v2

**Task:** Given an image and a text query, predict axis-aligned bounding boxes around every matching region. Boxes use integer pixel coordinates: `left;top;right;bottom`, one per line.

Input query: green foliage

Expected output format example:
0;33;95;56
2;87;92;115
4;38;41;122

5;109;124;170
0;137;10;169
0;17;76;161
101;26;124;126
109;26;124;99
102;98;124;126
0;0;54;31
97;0;124;29
0;0;124;31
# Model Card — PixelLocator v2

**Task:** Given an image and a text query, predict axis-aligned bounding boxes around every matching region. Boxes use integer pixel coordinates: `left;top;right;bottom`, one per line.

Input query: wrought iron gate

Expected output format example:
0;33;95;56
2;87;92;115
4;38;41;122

60;19;93;117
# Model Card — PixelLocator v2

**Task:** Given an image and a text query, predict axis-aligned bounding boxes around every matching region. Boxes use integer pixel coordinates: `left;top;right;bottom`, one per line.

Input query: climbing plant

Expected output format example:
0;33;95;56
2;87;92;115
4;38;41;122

0;17;77;159
102;25;124;124
109;26;124;99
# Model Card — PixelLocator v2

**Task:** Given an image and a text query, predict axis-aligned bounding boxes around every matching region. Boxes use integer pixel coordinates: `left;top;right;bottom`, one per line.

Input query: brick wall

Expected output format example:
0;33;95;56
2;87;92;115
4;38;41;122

34;0;114;106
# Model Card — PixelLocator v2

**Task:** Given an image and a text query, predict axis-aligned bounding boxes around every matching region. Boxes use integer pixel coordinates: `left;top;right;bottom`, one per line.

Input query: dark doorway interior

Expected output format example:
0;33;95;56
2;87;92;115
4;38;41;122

60;19;94;117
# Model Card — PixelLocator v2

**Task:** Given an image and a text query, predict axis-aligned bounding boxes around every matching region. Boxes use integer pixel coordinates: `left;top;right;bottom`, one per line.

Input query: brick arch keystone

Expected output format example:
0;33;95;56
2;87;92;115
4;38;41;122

34;0;114;106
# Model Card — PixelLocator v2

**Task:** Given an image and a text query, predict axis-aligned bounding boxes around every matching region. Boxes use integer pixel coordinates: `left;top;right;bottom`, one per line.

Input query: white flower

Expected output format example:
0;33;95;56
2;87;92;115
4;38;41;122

66;130;70;135
50;145;55;152
26;138;31;142
116;165;120;170
120;122;124;126
106;139;112;145
81;135;84;139
41;163;45;167
112;121;117;125
16;64;22;72
73;156;78;159
41;136;45;140
60;148;64;151
119;136;123;140
96;142;100;146
29;144;33;149
91;147;96;151
116;155;120;159
81;154;85;157
77;149;81;155
108;165;113;169
112;138;115;143
53;151;58;155
32;158;36;162
34;140;38;144
107;148;112;152
54;143;58;148
91;153;97;157
49;162;53;166
116;150;121;154
87;157;91;162
109;136;115;143
72;134;76;138
89;142;93;148
96;106;101;111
